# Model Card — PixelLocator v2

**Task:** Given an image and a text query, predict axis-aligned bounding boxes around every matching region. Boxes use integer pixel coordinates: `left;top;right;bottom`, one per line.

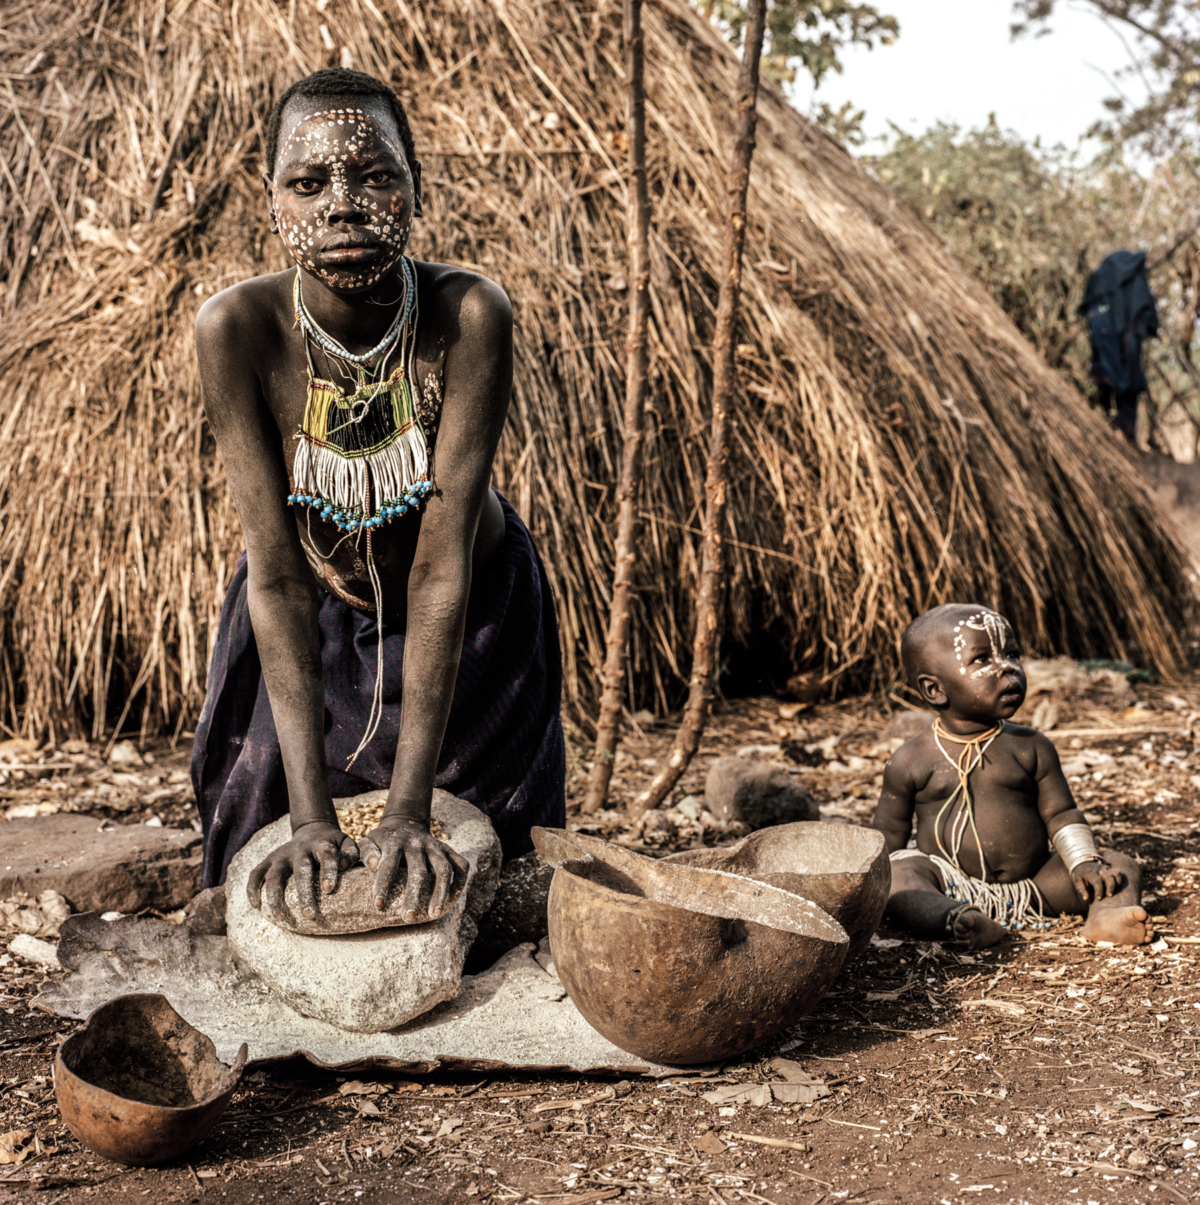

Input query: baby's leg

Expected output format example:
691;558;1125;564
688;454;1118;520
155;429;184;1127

885;854;1006;950
1033;849;1148;945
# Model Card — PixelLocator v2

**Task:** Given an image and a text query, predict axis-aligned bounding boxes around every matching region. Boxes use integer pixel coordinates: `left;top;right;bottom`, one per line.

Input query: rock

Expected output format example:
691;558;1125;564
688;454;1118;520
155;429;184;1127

0;815;201;914
466;851;554;973
881;710;935;743
225;791;502;1033
107;740;144;768
9;934;60;968
704;758;819;829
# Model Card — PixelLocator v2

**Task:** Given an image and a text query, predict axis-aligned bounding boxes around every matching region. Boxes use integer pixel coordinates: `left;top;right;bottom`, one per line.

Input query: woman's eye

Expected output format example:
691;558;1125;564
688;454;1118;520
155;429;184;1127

365;171;392;185
293;179;321;195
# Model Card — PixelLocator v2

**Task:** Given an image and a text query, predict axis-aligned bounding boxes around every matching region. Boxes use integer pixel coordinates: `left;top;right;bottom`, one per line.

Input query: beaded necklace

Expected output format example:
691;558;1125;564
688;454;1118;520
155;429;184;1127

286;260;432;767
931;719;1003;879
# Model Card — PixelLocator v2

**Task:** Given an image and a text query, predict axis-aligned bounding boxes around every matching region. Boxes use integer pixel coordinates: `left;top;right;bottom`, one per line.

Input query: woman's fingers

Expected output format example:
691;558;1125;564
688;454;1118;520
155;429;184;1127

247;856;271;910
315;841;342;899
339;835;361;871
358;836;382;873
425;843;456;918
294;851;320;917
400;840;430;922
263;855;293;919
371;836;403;911
445;845;470;877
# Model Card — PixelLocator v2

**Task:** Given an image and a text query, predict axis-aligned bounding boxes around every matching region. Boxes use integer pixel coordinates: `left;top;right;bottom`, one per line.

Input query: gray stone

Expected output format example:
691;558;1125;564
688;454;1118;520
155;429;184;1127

466;851;554;972
225;791;501;1033
0;814;201;914
881;709;935;743
37;912;668;1074
704;758;819;829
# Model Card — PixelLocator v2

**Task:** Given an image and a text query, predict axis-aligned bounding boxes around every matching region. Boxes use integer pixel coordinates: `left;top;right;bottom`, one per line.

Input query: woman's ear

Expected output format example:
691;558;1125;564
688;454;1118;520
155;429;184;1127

917;673;948;709
411;159;423;218
262;172;278;233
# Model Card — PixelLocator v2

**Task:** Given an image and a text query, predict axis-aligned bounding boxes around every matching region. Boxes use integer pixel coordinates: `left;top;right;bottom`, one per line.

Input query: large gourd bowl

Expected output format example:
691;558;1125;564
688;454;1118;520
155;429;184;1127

55;993;246;1166
664;821;891;963
533;828;848;1065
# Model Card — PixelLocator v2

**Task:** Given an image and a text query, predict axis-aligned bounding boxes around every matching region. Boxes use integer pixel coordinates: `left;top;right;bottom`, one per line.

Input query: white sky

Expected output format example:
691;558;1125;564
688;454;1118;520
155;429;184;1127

789;0;1147;151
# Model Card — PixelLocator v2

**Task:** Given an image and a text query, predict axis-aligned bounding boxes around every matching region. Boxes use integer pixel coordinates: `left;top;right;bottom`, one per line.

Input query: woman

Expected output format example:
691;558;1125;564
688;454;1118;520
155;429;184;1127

191;68;565;925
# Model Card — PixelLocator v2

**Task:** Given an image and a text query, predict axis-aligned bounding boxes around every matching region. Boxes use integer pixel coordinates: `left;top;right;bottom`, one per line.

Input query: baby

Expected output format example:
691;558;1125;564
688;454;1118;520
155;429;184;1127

872;603;1148;949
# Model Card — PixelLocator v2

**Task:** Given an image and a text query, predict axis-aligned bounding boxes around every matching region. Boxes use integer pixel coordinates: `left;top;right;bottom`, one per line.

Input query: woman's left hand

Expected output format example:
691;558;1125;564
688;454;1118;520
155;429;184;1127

357;816;470;920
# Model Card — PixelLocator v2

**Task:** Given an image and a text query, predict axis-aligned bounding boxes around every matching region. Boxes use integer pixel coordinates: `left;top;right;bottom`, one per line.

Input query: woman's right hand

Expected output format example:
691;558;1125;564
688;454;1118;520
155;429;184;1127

246;821;360;920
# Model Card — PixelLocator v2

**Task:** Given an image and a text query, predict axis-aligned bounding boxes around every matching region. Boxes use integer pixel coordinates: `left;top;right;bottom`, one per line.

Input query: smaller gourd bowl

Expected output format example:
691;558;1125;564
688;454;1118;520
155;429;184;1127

55;994;246;1166
664;821;891;963
534;828;849;1066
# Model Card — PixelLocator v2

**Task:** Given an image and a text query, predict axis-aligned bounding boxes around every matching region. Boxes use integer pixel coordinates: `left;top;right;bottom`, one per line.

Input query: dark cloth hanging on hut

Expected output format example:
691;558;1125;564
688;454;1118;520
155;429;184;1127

1079;250;1159;438
191;493;566;888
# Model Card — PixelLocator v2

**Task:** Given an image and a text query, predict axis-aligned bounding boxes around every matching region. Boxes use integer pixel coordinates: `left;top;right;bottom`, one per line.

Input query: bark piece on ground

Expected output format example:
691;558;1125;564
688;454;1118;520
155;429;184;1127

704;757;819;828
0;814;201;914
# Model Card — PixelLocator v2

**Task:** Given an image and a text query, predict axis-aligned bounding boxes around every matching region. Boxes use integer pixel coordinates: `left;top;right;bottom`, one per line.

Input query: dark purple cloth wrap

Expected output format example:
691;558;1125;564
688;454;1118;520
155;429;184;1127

191;495;566;887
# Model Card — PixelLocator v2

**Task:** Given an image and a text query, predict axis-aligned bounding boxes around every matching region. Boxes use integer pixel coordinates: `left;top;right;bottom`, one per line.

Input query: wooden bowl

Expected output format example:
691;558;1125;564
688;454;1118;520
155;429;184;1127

533;828;848;1065
55;994;246;1166
664;822;890;963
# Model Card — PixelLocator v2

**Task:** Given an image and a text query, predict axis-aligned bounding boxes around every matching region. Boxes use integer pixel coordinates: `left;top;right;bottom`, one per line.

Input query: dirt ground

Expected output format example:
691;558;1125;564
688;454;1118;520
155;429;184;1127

2;669;1200;1204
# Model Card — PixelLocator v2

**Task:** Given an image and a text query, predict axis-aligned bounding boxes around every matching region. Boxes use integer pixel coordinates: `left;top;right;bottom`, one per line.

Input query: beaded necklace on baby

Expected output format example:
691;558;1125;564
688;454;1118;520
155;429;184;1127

286;259;433;767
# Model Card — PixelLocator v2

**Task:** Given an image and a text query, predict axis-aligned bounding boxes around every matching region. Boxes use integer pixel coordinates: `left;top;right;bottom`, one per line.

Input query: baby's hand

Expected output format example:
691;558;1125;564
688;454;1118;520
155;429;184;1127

1071;857;1126;904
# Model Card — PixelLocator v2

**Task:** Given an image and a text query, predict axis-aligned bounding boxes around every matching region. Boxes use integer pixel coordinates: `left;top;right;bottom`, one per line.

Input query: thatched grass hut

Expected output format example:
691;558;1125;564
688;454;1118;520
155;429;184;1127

0;0;1191;742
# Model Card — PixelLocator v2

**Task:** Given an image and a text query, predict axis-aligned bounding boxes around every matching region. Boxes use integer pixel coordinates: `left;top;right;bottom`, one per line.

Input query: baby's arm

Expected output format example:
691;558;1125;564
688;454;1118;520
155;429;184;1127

1033;733;1125;902
872;743;921;853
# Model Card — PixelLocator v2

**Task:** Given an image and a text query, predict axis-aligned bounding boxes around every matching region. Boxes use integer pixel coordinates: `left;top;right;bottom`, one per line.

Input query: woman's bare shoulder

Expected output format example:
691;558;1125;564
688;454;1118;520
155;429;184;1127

195;269;294;356
414;260;512;333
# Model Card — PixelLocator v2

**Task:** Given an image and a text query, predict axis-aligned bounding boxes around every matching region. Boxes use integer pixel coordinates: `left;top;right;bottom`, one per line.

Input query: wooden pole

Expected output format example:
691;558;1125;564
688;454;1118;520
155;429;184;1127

582;0;652;814
631;0;768;816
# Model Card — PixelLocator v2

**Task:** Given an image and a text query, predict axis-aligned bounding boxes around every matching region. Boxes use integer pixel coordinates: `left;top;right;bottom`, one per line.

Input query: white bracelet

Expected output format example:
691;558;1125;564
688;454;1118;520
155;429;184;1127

1053;822;1102;874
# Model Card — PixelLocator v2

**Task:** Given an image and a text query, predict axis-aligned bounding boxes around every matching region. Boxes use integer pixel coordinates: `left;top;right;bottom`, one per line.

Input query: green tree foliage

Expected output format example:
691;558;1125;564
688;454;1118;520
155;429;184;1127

1012;1;1200;154
870;122;1200;458
696;1;897;89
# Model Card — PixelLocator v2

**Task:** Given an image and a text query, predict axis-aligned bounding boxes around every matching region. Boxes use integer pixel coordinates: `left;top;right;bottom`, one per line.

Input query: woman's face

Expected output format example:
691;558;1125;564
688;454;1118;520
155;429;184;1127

269;96;418;293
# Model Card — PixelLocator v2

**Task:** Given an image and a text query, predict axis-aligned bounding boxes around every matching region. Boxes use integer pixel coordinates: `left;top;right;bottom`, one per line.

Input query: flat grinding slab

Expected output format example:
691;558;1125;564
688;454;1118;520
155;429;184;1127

34;910;669;1075
0;814;201;913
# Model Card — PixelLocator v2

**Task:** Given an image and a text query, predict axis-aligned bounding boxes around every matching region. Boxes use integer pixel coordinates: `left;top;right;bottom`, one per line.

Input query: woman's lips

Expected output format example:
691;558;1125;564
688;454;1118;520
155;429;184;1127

321;245;382;265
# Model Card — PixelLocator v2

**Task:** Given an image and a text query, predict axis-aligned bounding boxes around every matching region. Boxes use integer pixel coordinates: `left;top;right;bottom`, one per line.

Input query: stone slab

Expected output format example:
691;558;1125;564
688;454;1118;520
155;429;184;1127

0;814;201;914
225;792;502;1032
34;911;669;1075
705;757;819;829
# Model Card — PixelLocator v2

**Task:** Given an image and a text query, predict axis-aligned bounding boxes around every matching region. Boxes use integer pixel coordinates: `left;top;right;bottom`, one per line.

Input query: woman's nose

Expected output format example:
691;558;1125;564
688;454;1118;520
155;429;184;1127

327;191;368;223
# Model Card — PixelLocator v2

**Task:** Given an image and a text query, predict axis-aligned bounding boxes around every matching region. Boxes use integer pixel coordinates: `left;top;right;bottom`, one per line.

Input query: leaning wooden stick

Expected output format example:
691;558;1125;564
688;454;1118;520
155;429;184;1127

583;0;653;814
633;0;768;815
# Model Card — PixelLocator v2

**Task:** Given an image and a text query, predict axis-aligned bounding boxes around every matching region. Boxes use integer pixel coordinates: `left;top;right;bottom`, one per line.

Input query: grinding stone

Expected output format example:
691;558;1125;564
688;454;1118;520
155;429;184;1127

225;791;501;1033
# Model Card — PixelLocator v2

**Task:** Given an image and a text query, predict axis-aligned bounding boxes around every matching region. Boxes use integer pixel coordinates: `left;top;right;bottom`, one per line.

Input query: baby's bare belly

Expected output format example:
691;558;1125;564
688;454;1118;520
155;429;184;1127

913;796;1051;882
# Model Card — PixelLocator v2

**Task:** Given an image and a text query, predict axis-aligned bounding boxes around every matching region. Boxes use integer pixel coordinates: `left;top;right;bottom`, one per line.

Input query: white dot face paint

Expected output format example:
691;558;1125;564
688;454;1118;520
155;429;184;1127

272;101;416;293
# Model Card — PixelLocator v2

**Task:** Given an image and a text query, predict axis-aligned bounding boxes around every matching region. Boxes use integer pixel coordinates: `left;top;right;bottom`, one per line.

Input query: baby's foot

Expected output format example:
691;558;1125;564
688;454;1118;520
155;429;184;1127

1081;904;1149;946
949;907;1007;950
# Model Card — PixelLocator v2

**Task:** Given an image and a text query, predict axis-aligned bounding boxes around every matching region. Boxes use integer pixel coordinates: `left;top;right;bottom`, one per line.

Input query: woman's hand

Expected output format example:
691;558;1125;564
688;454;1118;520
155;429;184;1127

357;816;470;921
247;821;360;920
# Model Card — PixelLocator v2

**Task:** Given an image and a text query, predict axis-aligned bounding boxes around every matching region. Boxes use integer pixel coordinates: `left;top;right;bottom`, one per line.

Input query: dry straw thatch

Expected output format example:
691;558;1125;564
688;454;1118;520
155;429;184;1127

0;0;1192;742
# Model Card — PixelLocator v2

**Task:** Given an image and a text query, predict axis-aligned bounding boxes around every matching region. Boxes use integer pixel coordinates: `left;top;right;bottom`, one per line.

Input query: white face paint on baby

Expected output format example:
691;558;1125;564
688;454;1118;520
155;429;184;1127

951;609;1016;678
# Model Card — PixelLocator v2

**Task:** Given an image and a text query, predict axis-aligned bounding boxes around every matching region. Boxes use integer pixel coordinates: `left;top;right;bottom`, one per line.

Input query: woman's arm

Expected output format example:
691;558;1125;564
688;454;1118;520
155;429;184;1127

195;284;358;918
357;272;513;919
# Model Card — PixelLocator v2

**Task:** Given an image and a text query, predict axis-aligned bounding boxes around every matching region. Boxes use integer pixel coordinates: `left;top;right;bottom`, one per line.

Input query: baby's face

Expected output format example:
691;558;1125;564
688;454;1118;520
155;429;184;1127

269;97;417;292
929;609;1027;721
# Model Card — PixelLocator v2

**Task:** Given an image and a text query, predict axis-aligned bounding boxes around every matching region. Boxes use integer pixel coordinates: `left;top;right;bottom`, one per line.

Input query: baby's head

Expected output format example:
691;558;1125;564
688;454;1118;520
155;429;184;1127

901;603;1026;723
